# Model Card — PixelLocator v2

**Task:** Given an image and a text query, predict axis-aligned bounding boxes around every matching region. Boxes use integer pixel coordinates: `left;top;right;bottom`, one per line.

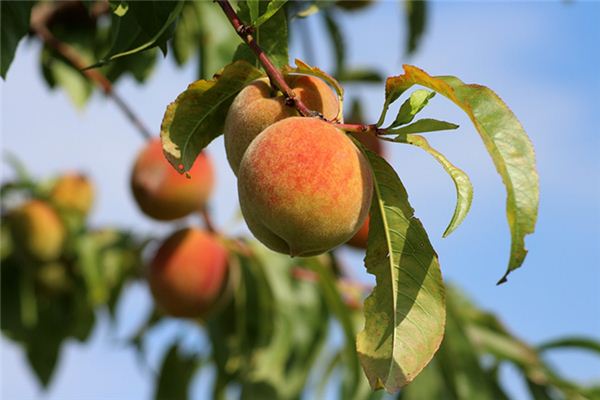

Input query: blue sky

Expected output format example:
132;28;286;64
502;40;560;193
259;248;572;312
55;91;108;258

1;1;599;398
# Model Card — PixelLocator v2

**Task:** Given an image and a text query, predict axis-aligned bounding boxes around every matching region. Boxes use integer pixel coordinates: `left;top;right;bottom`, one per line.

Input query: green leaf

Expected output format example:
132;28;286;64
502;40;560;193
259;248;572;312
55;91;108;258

436;296;510;400
388;118;458;136
388;89;435;128
322;10;345;76
404;0;428;55
98;1;184;65
161;60;264;172
384;65;539;283
337;68;383;83
356;149;446;392
403;135;473;237
26;337;63;388
248;0;260;23
538;337;600;356
154;343;199;400
301;258;361;396
0;1;33;79
233;1;288;70
253;0;288;28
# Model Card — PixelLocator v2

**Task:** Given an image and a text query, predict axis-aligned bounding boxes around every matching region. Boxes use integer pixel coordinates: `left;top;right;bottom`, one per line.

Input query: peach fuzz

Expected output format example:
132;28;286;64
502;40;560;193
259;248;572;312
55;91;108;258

223;74;339;175
130;139;214;221
148;228;229;318
10;200;65;262
237;117;373;257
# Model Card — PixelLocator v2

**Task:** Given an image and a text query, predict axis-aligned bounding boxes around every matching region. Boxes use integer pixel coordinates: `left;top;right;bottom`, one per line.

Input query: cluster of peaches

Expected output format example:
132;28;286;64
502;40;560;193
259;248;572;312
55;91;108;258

7;174;94;263
130;74;383;320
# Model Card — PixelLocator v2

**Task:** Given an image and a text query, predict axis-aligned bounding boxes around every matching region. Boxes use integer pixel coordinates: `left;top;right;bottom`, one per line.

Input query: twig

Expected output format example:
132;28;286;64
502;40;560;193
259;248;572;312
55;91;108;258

200;206;217;234
30;2;153;141
215;0;317;118
215;0;389;138
335;123;386;135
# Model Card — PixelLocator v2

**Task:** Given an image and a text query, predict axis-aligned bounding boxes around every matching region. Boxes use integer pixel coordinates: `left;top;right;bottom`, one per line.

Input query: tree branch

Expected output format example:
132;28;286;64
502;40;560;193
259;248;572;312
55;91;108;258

215;0;317;118
215;0;390;139
30;2;153;141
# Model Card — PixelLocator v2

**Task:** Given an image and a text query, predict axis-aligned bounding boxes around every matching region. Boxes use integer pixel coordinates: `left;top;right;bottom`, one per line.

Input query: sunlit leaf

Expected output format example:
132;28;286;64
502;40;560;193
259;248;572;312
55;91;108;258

389;89;435;128
403;135;472;237
253;0;288;27
388;119;458;136
357;149;445;392
383;65;538;283
161;61;264;173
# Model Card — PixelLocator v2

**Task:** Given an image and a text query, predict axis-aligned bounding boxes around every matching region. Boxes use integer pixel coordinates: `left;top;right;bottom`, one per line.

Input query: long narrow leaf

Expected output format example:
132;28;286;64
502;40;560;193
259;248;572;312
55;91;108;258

405;135;473;237
384;65;539;283
356;149;445;392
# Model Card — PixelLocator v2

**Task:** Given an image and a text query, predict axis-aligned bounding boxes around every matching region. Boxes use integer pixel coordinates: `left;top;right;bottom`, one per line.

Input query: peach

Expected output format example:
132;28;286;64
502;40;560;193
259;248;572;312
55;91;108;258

148;228;229;318
347;132;384;249
237;117;372;257
50;173;94;216
131;139;214;221
10;200;65;262
223;74;339;175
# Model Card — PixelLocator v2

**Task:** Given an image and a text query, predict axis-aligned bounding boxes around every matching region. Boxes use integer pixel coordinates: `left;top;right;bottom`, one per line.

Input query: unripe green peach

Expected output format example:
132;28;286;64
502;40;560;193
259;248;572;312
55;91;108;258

224;74;339;175
50;173;94;216
238;117;373;257
131;139;214;221
10;200;65;262
148;228;229;318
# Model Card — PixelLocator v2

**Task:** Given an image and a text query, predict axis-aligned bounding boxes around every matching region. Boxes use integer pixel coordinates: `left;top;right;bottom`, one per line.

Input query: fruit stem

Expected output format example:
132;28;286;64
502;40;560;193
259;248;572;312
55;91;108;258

216;1;392;136
30;2;153;142
200;206;217;234
335;123;386;136
215;0;316;118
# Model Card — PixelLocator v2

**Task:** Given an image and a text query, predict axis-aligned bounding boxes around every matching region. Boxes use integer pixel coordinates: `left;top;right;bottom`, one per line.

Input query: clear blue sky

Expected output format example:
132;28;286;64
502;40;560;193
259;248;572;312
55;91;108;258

1;1;599;399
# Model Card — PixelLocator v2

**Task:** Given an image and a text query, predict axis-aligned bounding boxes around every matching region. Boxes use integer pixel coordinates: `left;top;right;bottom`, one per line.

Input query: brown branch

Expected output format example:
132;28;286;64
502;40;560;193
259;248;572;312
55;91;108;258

335;123;386;135
200;206;217;234
30;2;153;141
215;0;392;139
215;0;317;118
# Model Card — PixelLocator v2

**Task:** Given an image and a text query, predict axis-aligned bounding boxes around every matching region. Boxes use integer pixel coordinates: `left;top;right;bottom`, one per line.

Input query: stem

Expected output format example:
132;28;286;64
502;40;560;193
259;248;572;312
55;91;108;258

200;206;216;234
30;2;153;141
215;0;316;117
335;123;385;135
215;0;389;138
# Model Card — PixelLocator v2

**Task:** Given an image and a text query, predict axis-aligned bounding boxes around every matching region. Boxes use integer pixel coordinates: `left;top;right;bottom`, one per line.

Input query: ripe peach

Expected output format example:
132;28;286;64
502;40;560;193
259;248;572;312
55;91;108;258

50;173;94;216
148;228;229;318
347;132;383;249
346;215;371;249
10;200;65;262
131;139;214;221
223;74;339;175
238;117;372;257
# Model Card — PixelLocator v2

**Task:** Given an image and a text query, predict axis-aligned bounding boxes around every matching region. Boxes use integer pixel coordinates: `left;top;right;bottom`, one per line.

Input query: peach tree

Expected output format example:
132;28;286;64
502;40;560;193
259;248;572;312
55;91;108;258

1;1;599;399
